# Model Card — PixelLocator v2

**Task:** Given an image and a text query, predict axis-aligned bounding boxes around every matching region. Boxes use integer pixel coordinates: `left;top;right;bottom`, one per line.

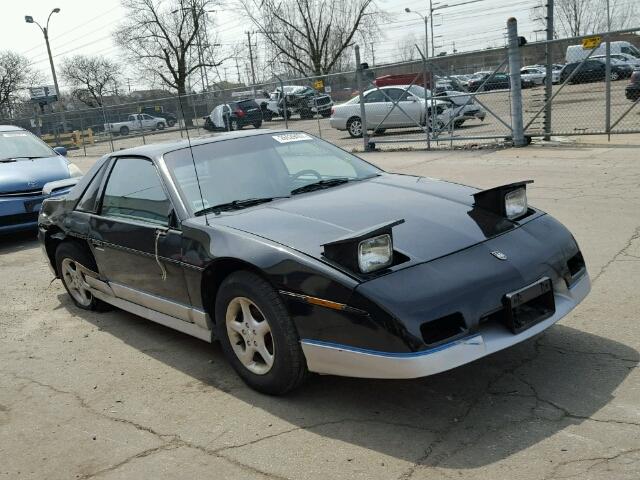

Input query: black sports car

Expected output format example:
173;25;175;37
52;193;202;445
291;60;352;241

38;130;590;394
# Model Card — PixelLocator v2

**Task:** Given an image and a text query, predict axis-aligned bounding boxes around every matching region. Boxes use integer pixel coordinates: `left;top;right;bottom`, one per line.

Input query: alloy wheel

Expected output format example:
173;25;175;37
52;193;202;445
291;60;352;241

225;297;274;375
349;119;363;137
61;258;93;307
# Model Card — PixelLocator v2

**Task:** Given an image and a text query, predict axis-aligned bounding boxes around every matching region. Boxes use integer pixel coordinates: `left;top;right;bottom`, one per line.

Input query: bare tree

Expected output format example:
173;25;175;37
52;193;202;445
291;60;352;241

242;0;382;77
114;0;226;95
0;51;39;116
531;0;638;37
60;55;121;107
396;34;418;62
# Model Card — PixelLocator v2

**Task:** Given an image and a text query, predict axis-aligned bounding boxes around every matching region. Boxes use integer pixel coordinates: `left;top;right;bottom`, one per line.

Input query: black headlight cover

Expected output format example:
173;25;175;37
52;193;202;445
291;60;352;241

472;180;533;220
322;219;404;274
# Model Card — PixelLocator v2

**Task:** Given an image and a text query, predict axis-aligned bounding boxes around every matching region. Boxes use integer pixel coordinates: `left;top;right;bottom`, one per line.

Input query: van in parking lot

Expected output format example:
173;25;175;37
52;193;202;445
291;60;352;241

566;41;640;63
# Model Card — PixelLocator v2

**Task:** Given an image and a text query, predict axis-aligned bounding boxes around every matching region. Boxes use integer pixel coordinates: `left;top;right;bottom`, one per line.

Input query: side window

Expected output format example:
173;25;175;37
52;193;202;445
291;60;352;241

76;161;109;213
101;158;171;226
364;90;385;103
385;89;404;102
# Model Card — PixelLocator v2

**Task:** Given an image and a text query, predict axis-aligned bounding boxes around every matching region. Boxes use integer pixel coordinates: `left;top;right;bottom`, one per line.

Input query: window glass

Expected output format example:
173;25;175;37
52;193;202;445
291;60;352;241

101;158;170;225
77;161;109;213
0;130;55;159
163;134;380;213
364;90;385;103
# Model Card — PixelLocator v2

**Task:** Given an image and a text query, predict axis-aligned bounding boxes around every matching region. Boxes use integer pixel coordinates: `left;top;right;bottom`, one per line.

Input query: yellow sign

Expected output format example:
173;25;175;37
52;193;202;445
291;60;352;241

582;36;602;50
313;80;324;90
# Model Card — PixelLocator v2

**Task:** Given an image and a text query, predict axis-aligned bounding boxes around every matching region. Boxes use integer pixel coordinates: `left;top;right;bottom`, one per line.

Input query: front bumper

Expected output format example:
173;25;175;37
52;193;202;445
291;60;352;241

329;117;347;130
0;188;71;234
301;272;590;378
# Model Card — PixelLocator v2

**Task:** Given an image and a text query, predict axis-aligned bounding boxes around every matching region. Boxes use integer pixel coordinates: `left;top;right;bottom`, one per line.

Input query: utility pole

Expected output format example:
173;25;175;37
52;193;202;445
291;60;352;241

126;78;132;94
235;58;241;84
370;42;375;66
25;8;66;130
429;0;435;58
544;0;554;140
246;31;257;86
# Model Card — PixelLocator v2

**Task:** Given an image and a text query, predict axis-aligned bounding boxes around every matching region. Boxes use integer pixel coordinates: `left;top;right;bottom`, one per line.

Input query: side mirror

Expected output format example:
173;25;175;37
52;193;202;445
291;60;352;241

53;146;67;157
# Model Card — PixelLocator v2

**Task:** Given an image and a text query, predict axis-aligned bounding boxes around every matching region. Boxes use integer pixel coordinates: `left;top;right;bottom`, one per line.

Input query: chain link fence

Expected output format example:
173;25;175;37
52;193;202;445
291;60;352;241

2;21;639;155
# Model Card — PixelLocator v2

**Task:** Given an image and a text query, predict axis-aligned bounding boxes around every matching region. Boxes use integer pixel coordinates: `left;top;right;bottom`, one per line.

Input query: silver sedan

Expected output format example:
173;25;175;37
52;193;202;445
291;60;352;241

329;85;452;138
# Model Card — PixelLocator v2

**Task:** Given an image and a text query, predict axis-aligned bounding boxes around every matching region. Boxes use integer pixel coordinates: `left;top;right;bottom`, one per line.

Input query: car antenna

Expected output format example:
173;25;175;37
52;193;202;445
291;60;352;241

176;89;209;226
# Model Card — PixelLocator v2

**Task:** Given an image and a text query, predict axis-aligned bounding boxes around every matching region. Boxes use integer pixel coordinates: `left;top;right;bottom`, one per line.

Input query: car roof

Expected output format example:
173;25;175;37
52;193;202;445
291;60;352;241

0;125;25;132
109;128;295;159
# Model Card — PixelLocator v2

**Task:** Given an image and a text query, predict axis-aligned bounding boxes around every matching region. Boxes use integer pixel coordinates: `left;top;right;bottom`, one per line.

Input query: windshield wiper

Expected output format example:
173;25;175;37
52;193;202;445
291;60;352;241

291;177;351;195
0;156;47;162
194;196;288;216
290;174;381;195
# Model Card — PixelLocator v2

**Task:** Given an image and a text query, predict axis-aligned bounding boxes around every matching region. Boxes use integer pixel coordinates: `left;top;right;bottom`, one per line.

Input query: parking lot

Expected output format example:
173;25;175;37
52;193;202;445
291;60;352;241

1;143;639;479
71;80;640;157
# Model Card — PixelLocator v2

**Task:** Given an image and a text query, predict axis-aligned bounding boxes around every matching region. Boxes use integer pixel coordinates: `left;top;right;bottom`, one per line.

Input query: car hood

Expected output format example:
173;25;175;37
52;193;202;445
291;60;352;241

0;155;70;193
203;174;540;267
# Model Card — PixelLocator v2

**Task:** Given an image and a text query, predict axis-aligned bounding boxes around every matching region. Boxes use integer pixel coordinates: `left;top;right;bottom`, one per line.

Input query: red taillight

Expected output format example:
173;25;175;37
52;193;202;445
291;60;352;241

235;109;245;117
330;107;335;116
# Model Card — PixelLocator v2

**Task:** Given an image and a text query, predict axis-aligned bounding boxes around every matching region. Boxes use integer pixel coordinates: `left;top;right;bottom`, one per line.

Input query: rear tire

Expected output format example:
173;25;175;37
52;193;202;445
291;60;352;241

119;126;129;136
215;271;308;395
55;242;109;311
253;121;262;129
347;117;363;138
156;122;165;130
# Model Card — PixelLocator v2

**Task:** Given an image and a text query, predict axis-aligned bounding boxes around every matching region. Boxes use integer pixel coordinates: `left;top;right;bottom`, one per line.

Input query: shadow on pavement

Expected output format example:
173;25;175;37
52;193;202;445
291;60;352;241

66;297;638;468
0;230;39;255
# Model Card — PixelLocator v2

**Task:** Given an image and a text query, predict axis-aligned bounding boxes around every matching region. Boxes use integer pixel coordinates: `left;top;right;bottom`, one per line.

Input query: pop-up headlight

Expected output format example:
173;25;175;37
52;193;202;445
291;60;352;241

322;219;404;274
472;180;533;221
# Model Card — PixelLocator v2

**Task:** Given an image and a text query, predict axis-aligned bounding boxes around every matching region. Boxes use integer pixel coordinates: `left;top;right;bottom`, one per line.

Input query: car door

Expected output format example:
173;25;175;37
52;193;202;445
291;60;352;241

90;156;192;310
385;88;422;127
362;89;388;128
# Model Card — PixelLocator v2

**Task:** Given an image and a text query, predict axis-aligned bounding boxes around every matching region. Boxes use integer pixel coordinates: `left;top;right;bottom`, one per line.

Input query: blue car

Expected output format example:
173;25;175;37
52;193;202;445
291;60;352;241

0;125;82;234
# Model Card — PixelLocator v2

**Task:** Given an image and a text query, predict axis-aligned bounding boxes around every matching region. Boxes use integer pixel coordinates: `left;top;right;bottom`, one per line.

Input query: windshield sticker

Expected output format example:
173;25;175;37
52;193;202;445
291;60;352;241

2;133;29;137
272;133;312;143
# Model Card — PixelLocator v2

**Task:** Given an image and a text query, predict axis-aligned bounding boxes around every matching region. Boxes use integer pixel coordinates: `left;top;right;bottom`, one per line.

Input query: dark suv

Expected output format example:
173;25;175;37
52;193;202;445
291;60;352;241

560;60;633;84
626;71;640;101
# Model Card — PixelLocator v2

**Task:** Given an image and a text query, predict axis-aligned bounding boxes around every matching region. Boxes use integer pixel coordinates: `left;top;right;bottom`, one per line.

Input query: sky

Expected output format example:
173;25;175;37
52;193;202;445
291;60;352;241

1;0;544;91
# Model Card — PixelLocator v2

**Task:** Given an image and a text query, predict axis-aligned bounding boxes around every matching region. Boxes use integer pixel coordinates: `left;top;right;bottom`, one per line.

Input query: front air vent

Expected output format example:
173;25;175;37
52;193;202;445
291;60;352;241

420;312;467;347
567;251;586;278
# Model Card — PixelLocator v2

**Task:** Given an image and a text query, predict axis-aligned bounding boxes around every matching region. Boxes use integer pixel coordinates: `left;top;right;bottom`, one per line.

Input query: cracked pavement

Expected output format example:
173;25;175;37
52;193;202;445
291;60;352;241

1;144;639;479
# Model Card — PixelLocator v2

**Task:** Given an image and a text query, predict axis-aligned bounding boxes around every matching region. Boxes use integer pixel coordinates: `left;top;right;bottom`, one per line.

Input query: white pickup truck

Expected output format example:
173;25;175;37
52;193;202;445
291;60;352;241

104;113;167;136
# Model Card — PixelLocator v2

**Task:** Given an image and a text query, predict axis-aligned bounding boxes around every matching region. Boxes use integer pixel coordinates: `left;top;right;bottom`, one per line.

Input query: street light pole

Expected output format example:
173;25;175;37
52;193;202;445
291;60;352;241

25;8;65;129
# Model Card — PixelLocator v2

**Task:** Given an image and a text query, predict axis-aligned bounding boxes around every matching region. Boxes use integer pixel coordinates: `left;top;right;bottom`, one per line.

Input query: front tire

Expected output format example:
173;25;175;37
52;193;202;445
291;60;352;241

156;122;165;130
215;271;308;395
55;242;109;311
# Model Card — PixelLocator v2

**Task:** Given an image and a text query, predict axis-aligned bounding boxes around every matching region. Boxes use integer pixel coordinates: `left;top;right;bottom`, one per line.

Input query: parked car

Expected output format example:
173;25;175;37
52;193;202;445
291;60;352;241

104;113;167;136
139;106;178;127
520;67;547;86
591;55;640;73
38;130;590;394
0;125;82;234
566;41;640;64
260;86;333;120
435;90;486;128
330;85;452;137
559;59;633;84
625;71;640;101
204;100;263;131
466;72;511;92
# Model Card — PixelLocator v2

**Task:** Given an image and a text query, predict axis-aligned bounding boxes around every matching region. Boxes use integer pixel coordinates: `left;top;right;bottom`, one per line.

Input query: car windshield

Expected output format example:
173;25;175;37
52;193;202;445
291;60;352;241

0;130;55;160
163;133;382;214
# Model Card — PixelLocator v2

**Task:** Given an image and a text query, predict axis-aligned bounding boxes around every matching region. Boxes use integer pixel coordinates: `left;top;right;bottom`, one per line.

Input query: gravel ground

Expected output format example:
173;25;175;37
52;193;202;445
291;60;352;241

1;144;639;479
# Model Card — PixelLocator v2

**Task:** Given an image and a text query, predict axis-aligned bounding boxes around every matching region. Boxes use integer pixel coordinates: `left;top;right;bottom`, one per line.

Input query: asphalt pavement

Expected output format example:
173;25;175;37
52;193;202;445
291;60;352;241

1;144;639;479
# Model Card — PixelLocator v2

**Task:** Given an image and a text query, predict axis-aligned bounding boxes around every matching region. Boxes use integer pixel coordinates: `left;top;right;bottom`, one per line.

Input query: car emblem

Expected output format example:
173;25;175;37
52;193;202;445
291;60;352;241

26;180;39;188
491;251;508;260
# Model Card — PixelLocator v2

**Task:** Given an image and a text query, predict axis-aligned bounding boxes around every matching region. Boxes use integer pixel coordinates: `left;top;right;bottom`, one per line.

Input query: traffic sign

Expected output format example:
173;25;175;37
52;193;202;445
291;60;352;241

313;80;324;90
582;36;602;50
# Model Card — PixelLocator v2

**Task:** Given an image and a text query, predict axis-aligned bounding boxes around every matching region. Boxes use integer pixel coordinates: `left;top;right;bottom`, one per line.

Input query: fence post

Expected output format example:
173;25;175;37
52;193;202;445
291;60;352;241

279;77;288;129
355;45;370;151
605;33;611;140
507;17;526;147
543;0;554;140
